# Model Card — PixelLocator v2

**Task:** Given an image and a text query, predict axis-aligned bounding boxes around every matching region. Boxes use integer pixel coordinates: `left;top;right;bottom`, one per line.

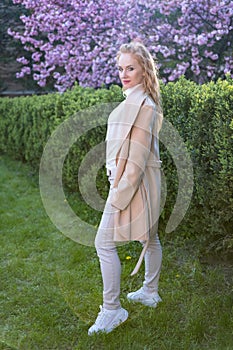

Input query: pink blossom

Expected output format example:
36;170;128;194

32;52;42;62
197;35;208;45
17;57;29;65
8;0;233;88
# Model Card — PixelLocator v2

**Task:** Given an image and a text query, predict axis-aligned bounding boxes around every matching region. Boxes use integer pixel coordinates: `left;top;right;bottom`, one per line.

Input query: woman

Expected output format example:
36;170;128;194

88;41;163;335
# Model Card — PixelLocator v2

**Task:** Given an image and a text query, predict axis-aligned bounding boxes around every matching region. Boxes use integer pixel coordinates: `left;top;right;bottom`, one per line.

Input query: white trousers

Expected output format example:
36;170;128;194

95;174;162;310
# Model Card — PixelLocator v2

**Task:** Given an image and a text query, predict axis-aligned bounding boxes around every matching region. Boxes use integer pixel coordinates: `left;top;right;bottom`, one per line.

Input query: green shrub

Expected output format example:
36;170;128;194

0;78;232;257
161;77;233;257
189;79;233;255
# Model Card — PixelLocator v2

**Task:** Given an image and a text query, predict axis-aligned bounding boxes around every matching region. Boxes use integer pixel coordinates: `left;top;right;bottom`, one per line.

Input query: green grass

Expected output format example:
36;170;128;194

0;156;232;350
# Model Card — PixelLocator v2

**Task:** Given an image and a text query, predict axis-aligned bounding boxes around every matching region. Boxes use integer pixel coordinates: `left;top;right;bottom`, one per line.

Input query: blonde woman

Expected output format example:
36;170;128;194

88;41;163;335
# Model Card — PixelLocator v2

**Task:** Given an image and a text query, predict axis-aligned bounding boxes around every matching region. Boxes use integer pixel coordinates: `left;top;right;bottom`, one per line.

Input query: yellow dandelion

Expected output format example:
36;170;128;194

126;256;131;260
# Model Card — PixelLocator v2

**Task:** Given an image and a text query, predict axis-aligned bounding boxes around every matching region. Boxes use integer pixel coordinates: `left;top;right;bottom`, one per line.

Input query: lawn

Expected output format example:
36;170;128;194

0;156;232;350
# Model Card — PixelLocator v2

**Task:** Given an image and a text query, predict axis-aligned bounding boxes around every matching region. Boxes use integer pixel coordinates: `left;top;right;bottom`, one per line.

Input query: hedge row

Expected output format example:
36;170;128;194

0;77;232;257
162;77;233;257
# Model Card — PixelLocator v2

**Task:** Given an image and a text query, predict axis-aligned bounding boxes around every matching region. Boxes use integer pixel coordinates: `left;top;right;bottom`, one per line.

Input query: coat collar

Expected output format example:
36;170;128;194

124;83;146;103
123;83;144;98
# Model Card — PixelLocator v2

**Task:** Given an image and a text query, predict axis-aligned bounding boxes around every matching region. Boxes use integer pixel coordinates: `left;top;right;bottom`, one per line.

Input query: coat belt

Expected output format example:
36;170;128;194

106;159;161;176
146;159;162;168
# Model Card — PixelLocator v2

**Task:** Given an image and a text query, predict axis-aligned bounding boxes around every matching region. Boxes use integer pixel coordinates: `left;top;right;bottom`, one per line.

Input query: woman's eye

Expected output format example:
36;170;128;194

118;67;134;72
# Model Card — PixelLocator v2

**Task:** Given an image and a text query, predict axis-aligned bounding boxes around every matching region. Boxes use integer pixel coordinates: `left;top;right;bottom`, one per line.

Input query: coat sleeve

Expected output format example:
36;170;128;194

110;104;156;210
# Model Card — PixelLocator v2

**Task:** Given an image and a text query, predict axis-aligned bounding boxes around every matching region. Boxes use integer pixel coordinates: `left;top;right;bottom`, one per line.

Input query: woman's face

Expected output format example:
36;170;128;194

118;53;144;90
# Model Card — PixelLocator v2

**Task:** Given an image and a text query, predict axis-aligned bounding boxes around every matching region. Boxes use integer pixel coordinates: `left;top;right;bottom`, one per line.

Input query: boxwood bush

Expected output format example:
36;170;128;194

0;77;232;257
161;77;233;258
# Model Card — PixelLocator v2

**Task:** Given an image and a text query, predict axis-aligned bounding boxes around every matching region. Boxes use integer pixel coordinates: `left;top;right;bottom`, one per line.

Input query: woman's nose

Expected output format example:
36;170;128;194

121;69;127;78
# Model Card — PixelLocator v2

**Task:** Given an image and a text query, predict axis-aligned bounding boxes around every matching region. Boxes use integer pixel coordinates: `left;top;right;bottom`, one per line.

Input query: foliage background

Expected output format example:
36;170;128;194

0;77;232;257
5;0;233;91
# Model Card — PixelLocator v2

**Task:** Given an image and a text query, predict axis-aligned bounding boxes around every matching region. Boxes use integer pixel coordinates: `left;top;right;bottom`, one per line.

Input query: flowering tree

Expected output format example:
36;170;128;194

8;0;233;91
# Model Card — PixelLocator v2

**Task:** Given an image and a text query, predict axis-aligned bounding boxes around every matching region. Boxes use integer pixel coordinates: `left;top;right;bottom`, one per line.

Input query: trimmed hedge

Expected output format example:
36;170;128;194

0;78;232;257
161;77;233;257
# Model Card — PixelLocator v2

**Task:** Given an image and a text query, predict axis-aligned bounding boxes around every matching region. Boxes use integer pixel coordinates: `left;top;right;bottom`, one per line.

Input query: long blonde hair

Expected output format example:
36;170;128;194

117;41;161;109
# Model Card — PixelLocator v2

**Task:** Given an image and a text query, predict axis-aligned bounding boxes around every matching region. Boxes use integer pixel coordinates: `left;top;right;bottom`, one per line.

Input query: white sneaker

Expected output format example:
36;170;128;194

88;306;128;335
127;287;162;308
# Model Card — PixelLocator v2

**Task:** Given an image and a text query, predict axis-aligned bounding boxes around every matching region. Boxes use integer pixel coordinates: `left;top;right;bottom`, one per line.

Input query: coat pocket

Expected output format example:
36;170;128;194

113;182;150;242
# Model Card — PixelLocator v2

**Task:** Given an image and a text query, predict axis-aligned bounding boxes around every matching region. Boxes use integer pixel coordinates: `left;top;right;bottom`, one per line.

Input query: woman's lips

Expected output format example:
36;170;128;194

122;80;130;85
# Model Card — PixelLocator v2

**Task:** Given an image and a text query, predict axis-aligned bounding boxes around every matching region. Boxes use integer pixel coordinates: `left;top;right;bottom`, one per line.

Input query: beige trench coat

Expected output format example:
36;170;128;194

105;84;162;275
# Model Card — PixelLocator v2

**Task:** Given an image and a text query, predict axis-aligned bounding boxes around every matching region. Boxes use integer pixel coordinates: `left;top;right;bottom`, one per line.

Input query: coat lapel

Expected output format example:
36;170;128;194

106;85;147;166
